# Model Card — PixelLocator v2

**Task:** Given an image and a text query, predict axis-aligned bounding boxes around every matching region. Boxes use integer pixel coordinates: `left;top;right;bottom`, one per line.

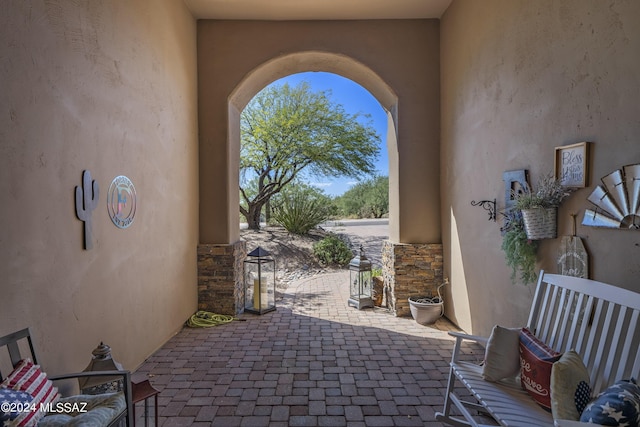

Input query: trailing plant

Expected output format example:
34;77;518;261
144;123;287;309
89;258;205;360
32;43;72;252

313;235;353;266
515;173;572;210
501;212;539;284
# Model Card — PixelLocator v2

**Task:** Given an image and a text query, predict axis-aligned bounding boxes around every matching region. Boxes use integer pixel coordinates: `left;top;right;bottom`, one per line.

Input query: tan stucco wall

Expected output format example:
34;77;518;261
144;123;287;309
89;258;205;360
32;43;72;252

0;0;198;374
441;0;640;335
197;20;441;245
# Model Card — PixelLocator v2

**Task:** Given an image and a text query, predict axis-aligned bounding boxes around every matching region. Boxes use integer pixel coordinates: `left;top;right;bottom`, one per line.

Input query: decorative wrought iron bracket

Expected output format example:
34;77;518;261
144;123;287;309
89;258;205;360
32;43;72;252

471;199;497;222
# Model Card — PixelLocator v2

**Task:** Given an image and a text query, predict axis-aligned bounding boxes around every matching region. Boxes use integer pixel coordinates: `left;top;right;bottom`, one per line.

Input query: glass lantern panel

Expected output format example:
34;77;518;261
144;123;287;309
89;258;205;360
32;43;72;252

350;270;373;298
244;258;276;313
350;271;359;298
361;270;372;297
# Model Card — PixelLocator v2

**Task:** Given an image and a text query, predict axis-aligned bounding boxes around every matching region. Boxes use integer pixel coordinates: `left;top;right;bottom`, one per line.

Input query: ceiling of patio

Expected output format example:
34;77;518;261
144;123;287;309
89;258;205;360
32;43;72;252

183;0;453;20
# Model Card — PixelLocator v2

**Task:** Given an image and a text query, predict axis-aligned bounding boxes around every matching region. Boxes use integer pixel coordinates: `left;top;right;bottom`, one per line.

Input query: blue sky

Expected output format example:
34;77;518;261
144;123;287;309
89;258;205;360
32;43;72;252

270;72;388;197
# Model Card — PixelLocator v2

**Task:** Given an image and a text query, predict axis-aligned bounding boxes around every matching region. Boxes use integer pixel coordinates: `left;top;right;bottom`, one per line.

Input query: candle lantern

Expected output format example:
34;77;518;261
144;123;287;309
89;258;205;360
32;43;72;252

78;342;124;395
244;246;276;314
348;246;373;310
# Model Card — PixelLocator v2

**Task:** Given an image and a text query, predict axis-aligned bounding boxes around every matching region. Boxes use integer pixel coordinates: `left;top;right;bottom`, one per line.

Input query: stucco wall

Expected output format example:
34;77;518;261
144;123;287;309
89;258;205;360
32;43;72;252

197;20;441;245
441;0;640;335
0;0;198;374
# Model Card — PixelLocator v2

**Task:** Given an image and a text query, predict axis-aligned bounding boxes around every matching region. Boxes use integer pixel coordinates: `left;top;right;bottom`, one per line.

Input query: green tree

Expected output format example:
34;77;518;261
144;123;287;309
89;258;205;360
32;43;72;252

240;81;380;229
360;175;388;218
336;175;389;218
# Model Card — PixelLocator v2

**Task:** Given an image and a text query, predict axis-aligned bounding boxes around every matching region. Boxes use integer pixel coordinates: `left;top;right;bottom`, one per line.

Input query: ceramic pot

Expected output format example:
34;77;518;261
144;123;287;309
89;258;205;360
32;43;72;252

408;296;444;325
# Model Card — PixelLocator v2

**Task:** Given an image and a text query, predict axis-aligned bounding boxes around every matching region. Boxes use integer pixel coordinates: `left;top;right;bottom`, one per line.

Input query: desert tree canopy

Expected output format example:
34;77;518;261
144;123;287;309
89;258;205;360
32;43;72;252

240;81;380;229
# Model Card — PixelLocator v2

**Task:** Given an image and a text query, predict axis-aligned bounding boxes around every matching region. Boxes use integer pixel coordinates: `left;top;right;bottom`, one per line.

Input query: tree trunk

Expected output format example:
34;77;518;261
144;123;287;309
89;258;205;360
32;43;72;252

246;202;264;230
265;199;271;224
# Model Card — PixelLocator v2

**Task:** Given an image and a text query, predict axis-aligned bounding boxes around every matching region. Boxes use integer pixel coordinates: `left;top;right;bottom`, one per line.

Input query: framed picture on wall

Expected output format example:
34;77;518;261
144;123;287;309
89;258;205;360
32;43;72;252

554;142;590;188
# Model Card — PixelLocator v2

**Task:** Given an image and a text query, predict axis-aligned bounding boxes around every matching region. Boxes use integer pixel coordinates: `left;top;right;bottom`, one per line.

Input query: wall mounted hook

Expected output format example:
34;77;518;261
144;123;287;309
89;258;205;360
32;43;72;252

471;198;496;222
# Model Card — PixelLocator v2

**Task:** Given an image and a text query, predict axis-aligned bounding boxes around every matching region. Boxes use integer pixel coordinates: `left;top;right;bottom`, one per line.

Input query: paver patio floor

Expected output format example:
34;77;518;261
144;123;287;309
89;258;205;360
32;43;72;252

133;271;485;426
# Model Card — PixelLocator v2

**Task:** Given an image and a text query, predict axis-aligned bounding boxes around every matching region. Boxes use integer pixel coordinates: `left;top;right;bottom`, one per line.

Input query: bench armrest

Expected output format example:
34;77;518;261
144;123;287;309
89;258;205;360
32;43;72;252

448;331;489;346
48;369;130;382
554;420;591;427
447;331;488;363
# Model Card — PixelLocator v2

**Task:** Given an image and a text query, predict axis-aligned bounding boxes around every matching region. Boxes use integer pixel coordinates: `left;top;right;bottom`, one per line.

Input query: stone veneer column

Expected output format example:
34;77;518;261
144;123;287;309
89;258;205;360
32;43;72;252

198;241;246;315
382;241;443;317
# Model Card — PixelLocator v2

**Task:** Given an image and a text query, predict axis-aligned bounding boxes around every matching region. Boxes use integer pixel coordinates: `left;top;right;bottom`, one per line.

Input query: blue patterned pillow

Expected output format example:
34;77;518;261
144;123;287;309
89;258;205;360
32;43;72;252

0;387;35;422
580;378;640;426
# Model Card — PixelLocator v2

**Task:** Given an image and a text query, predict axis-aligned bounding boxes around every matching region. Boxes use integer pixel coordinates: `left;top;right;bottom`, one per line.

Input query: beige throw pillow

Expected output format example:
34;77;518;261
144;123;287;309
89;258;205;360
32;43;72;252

481;325;521;382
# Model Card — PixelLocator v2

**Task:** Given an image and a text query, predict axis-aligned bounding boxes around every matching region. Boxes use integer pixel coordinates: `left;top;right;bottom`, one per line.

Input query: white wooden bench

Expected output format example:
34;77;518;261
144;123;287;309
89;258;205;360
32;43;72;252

435;271;640;427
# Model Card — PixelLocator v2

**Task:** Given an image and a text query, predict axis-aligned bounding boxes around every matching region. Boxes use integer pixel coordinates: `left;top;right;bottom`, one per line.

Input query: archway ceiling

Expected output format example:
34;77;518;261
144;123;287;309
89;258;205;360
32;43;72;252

183;0;452;20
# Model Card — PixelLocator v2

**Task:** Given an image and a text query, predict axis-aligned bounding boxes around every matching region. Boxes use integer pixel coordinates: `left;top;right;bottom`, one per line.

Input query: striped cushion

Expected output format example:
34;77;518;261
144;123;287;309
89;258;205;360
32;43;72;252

519;328;561;411
1;359;60;426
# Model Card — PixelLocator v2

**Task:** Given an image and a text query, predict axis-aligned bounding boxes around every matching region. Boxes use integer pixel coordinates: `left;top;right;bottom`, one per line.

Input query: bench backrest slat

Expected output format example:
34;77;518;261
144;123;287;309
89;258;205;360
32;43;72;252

554;288;573;350
603;306;627;391
591;301;616;392
567;292;587;351
633;325;640;381
548;286;564;349
581;299;602;367
623;310;640;380
541;285;557;343
529;272;640;395
0;328;37;380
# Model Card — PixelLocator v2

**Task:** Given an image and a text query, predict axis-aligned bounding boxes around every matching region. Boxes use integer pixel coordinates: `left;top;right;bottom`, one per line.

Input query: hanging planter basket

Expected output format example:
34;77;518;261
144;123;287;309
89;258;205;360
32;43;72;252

521;207;557;240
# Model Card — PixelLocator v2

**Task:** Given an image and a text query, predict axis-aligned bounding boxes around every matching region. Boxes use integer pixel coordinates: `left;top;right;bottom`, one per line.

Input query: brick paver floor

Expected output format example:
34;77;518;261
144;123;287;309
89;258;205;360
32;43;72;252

133;271;485;426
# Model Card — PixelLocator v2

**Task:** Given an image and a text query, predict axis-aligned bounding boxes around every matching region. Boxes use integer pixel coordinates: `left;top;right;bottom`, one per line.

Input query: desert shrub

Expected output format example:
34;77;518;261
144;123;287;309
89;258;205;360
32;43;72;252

313;235;353;266
271;184;333;234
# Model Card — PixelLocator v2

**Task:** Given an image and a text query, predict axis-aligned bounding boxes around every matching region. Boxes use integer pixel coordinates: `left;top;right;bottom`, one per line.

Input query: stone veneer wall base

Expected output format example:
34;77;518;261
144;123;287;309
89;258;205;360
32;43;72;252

382;241;443;317
198;241;246;315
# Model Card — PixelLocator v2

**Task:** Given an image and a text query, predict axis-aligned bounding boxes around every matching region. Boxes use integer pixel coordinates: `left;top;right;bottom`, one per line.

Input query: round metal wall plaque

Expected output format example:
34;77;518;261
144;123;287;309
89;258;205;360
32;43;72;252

107;175;136;229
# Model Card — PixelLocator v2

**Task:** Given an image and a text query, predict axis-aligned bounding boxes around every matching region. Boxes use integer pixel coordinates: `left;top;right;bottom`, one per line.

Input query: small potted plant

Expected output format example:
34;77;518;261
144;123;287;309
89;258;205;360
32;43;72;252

371;268;384;307
515;174;572;240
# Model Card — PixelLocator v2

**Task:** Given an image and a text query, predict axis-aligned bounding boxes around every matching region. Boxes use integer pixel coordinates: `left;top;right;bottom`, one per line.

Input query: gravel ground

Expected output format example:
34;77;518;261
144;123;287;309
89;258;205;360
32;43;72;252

240;219;389;291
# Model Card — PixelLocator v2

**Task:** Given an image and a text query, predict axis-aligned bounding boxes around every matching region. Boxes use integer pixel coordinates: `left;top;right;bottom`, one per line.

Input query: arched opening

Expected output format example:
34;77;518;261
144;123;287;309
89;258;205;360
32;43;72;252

228;51;400;242
239;70;390;221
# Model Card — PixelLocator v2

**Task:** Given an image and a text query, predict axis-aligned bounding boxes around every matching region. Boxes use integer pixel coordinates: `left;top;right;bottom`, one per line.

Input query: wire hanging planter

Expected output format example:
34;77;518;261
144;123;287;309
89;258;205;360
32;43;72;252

521;207;558;240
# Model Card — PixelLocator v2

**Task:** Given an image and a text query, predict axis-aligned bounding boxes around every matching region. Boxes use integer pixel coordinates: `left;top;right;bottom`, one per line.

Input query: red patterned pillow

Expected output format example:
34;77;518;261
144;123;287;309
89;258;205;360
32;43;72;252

1;359;60;426
519;328;562;411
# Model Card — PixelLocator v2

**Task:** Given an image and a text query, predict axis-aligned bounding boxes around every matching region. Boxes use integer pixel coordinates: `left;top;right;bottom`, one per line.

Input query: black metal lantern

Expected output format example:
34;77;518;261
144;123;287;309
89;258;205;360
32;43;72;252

244;246;276;314
348;246;373;309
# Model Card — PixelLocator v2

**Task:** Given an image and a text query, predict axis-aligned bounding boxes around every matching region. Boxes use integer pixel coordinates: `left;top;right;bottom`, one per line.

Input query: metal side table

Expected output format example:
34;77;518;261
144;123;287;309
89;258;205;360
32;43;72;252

132;380;160;427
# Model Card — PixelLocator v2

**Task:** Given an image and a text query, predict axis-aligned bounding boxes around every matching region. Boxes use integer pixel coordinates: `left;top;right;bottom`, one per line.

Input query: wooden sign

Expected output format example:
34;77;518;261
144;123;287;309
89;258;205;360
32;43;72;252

554;142;590;188
557;215;588;278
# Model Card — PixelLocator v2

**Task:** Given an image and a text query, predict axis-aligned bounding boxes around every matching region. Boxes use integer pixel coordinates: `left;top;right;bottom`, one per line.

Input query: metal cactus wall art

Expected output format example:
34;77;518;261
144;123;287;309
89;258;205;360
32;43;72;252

75;170;100;249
